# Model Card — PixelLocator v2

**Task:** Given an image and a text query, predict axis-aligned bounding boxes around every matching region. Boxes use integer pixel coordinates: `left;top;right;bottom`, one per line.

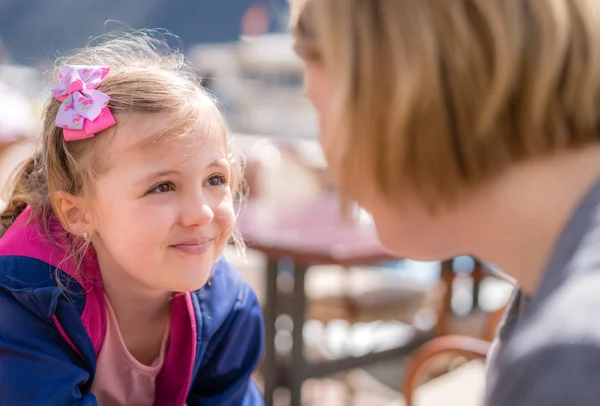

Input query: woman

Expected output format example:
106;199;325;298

291;1;600;405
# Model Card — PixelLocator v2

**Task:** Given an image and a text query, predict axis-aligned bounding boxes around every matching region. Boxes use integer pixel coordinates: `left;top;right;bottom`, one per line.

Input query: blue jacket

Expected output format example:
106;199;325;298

0;207;264;405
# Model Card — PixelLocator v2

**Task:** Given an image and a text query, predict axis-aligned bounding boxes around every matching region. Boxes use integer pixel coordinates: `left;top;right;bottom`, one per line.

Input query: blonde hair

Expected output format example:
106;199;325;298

291;0;600;209
0;31;243;253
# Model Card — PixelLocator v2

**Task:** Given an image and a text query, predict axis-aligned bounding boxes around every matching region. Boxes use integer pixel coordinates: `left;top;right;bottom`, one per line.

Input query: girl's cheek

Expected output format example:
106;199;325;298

215;203;236;227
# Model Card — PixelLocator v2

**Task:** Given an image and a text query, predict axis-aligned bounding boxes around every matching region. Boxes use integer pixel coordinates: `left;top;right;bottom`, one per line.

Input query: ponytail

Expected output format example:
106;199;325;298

0;153;45;236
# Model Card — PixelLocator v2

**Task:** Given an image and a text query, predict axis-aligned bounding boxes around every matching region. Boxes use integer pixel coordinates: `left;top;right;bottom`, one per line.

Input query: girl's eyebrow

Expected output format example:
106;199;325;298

208;159;230;170
135;170;180;186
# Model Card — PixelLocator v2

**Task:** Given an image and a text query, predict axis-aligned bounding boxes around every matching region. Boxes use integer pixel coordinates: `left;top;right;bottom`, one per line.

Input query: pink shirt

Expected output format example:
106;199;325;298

90;296;170;406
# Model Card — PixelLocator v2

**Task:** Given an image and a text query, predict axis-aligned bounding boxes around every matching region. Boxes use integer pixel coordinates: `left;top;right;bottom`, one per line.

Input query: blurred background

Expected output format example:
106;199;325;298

0;1;514;405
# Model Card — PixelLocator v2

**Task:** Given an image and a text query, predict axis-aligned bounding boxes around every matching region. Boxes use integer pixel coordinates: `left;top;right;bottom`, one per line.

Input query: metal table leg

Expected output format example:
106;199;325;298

290;263;308;406
263;258;279;406
436;260;455;336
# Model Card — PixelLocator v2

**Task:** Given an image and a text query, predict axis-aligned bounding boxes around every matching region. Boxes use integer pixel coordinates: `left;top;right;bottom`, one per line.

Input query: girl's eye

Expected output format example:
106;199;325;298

148;182;175;194
205;174;228;187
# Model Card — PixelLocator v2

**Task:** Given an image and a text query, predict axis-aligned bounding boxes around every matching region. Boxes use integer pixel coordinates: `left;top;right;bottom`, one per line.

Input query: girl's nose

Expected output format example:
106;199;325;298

180;191;215;227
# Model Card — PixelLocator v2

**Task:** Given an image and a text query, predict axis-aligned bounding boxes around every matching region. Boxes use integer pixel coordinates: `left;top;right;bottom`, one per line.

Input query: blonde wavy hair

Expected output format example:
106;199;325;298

291;0;600;209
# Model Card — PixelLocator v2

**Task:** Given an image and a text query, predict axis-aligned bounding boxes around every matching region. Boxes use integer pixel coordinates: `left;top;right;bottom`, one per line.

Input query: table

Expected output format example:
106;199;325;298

237;196;442;406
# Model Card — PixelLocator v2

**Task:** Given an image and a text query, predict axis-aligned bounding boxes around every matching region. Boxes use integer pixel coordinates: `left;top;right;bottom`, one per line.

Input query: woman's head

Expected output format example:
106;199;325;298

292;0;600;259
2;32;240;292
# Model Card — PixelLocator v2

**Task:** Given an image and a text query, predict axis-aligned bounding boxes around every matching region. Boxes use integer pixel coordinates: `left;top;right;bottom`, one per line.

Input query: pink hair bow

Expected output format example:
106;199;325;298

51;65;116;142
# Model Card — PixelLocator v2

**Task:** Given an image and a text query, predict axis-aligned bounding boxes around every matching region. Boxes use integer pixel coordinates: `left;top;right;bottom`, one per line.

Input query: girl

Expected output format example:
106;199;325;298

0;33;264;405
291;0;600;405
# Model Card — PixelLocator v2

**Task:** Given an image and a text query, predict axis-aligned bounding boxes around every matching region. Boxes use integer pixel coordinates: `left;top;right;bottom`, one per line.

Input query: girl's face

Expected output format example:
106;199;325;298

303;61;465;261
89;113;235;293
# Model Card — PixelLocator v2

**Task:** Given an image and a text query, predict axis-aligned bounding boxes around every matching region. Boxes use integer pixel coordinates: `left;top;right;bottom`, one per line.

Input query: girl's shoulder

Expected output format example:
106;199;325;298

0;206;106;355
0;206;99;290
0;206;101;319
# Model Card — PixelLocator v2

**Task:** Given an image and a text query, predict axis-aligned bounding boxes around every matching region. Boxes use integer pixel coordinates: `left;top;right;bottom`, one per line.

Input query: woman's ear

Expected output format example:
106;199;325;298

54;190;94;237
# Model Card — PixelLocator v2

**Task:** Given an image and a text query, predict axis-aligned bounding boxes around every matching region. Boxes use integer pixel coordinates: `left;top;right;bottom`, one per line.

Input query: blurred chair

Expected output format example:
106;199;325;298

305;264;444;330
304;261;509;355
400;303;508;406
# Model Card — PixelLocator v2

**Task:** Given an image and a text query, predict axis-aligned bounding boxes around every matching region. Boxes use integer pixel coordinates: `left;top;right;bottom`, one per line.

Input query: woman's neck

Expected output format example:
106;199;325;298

462;145;600;296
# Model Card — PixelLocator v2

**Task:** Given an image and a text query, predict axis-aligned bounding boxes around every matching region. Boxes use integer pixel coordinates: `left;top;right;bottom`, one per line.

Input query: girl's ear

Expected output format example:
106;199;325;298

54;191;94;237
